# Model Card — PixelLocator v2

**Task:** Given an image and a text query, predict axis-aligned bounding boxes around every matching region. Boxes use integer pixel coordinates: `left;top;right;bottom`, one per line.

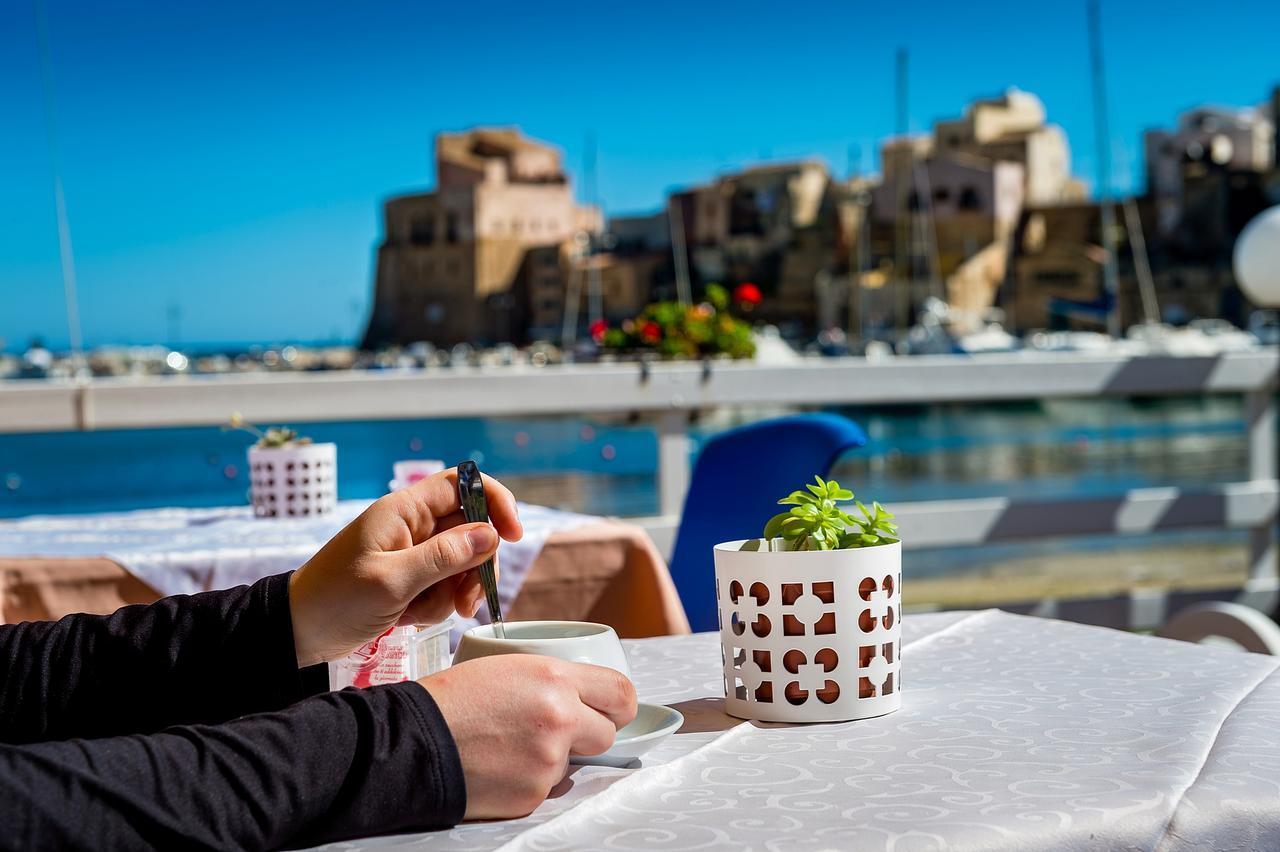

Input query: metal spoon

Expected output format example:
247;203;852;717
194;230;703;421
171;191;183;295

456;460;505;638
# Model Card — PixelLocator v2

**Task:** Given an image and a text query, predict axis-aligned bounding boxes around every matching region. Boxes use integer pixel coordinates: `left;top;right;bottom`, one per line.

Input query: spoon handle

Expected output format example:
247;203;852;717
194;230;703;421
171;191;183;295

456;460;505;638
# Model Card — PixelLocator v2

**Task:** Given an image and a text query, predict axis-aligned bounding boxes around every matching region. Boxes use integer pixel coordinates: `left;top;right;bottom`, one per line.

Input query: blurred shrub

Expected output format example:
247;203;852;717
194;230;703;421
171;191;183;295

595;283;756;359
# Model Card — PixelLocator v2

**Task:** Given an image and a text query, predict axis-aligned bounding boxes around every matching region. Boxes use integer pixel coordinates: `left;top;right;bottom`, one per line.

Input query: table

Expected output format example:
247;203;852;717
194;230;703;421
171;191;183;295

319;610;1280;851
0;503;689;640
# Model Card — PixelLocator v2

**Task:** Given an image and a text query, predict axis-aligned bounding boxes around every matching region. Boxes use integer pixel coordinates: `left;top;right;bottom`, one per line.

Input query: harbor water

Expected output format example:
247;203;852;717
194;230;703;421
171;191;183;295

0;396;1252;583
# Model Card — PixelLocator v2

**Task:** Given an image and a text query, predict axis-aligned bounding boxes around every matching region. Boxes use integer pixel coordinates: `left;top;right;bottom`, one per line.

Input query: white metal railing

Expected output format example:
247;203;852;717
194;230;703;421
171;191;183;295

3;350;1277;627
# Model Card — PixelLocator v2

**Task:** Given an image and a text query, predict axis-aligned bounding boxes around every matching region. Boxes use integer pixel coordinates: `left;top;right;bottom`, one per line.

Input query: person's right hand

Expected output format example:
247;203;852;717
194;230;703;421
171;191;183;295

418;655;638;820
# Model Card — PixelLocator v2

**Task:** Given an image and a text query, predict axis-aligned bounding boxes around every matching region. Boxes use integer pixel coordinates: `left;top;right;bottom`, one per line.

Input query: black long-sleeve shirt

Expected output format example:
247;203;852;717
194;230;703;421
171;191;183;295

0;572;466;850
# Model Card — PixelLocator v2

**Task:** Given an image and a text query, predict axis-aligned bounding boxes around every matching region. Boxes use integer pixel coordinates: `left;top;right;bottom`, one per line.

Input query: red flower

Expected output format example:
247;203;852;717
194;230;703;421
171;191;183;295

734;282;762;306
641;321;661;343
589;319;608;343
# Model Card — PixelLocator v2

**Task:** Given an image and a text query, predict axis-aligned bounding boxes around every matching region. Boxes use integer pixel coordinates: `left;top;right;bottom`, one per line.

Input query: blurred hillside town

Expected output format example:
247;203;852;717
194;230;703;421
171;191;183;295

6;85;1279;380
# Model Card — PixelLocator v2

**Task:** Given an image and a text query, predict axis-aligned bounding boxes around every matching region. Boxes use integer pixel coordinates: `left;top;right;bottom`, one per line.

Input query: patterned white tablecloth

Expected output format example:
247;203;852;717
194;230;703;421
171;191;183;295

318;610;1280;851
0;500;596;644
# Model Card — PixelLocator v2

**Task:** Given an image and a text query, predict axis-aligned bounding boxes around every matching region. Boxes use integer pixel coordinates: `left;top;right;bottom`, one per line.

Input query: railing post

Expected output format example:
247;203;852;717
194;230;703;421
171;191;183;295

1246;382;1279;610
657;410;690;518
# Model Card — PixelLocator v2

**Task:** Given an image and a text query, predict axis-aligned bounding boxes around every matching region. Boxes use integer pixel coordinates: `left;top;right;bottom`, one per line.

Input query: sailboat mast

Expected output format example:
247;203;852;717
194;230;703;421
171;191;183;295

894;46;911;337
1087;0;1121;337
561;255;582;349
670;197;692;305
847;144;861;346
584;132;603;327
34;0;85;375
1123;198;1160;324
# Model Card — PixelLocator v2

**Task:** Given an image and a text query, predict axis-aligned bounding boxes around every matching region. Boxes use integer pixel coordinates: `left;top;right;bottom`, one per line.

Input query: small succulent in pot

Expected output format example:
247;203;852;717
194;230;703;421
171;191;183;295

762;476;898;551
224;413;336;518
714;474;904;723
224;412;313;448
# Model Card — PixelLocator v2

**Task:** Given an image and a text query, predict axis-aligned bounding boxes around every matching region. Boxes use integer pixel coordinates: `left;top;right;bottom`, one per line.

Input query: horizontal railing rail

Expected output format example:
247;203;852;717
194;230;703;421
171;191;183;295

2;351;1275;433
3;350;1277;628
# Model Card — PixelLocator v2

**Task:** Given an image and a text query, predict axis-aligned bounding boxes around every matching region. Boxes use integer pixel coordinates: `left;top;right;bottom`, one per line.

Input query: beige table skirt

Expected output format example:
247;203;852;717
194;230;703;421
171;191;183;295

0;520;690;639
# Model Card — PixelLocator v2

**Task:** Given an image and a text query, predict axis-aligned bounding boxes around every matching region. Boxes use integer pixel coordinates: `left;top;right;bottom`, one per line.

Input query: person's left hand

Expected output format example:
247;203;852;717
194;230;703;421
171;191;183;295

288;468;523;667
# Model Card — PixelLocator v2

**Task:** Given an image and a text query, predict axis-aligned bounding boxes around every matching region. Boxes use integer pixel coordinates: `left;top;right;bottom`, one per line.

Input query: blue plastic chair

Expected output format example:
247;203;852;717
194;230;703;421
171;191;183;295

668;413;868;632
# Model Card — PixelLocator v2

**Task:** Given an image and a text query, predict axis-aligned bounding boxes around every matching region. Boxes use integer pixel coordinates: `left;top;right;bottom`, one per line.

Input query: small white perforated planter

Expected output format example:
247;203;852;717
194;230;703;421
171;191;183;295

714;538;901;723
248;443;338;518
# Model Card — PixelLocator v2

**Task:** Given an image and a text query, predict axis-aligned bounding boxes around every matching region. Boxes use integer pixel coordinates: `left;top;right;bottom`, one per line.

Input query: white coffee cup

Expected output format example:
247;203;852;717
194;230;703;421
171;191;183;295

452;620;631;679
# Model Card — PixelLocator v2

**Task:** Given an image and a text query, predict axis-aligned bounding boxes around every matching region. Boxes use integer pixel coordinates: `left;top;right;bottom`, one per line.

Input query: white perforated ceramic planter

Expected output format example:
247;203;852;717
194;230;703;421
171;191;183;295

248;443;338;518
714;539;901;723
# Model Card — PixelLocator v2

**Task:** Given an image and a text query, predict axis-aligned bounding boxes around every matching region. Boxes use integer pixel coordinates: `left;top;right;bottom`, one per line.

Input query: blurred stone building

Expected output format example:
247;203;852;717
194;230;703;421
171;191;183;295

1008;88;1279;331
655;161;846;334
1144;101;1276;236
869;89;1086;331
363;128;600;348
511;243;667;342
363;89;1279;349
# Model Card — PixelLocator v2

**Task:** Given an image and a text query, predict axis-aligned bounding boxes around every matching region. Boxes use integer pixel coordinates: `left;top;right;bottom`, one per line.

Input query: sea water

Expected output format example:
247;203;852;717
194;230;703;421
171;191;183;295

0;397;1255;578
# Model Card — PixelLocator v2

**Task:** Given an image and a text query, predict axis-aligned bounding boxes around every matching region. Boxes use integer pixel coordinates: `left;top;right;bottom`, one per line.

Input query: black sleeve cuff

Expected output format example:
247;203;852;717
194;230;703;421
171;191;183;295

286;681;468;846
388;681;468;825
264;572;330;703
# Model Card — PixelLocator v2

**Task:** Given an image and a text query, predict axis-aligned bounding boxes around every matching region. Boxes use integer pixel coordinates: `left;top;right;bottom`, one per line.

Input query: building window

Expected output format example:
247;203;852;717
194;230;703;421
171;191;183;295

933;188;951;203
907;191;922;211
410;216;436;245
728;188;766;236
958;187;981;210
425;303;445;324
445;211;459;244
1034;269;1081;285
512;219;523;235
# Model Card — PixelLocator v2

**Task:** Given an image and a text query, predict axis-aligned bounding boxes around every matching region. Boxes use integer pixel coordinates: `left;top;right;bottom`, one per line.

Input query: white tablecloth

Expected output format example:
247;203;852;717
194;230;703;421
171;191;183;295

318;610;1280;851
0;501;596;643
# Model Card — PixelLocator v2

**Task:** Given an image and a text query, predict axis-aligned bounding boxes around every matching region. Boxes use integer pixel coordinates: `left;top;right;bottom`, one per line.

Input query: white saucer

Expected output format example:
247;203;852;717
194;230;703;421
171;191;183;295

571;702;683;767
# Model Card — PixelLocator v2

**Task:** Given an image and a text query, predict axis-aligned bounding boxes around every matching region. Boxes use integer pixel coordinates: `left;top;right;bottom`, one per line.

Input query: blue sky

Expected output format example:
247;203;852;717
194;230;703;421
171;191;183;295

2;0;1276;351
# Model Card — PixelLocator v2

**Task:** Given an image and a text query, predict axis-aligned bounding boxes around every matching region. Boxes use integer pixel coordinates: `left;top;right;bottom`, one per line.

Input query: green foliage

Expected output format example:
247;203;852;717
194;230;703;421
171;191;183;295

596;283;755;360
704;282;729;311
840;500;899;549
258;427;310;448
762;475;899;551
222;413;312;448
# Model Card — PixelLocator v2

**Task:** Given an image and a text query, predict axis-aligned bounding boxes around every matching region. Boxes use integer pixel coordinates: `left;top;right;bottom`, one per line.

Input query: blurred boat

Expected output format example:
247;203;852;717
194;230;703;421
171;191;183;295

1247;310;1279;346
898;298;1021;356
754;326;808;364
955;322;1021;354
1025;330;1147;356
1126;320;1259;356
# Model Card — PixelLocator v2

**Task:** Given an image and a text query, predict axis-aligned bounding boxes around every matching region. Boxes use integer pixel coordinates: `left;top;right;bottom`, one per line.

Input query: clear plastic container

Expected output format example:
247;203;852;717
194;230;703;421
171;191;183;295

328;620;453;690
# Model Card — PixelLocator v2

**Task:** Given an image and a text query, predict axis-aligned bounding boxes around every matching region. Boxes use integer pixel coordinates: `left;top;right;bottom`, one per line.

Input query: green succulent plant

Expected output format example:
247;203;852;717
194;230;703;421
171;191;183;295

223;412;312;448
762;475;899;551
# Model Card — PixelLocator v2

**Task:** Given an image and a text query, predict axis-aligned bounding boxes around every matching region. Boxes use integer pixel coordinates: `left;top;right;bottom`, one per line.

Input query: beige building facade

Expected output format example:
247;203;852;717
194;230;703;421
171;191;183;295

932;88;1082;205
866;89;1085;329
665;161;842;331
364;128;599;347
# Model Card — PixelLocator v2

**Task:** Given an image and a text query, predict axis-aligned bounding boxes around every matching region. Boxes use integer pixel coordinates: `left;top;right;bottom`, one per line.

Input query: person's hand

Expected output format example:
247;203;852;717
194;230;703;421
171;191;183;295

288;468;523;667
420;655;638;819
